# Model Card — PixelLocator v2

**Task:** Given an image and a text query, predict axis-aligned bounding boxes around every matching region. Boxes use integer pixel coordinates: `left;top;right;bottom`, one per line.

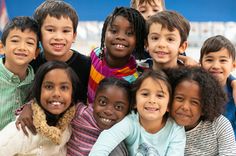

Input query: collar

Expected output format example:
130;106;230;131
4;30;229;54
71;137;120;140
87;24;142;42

32;102;75;144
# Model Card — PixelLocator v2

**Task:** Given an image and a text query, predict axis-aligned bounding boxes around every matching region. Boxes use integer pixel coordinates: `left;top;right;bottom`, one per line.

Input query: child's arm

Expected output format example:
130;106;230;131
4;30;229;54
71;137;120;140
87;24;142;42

0;121;32;155
166;123;186;156
89;116;131;156
229;74;236;105
178;55;199;66
15;100;36;136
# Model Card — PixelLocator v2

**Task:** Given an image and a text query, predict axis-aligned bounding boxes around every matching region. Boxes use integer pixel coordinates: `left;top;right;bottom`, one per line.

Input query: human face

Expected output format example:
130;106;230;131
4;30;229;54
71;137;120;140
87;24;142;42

40;15;76;61
93;86;129;130
4;28;38;69
105;15;136;67
146;23;187;69
136;0;164;20
136;77;170;128
171;80;202;131
40;69;73;115
201;48;235;86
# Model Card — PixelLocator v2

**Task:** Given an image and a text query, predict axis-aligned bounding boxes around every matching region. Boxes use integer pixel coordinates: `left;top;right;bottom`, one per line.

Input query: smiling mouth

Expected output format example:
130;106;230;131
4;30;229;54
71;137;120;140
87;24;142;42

145;107;159;112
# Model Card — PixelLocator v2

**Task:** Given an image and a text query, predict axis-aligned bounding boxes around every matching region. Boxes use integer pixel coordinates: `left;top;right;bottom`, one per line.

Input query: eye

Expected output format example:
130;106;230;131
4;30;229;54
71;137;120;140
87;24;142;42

26;41;35;45
61;84;70;91
150;36;159;41
220;59;228;63
44;84;53;90
115;103;124;111
126;30;134;36
174;95;184;102
167;37;175;42
10;39;19;43
109;27;117;34
191;100;200;106
63;29;72;33
141;92;149;97
157;93;164;98
204;58;213;62
46;28;54;32
98;97;107;106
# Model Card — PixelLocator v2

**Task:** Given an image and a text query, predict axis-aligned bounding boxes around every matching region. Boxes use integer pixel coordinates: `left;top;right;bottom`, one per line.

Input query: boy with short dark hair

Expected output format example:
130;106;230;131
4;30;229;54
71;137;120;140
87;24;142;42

145;10;190;70
200;35;236;138
31;0;91;103
0;16;40;129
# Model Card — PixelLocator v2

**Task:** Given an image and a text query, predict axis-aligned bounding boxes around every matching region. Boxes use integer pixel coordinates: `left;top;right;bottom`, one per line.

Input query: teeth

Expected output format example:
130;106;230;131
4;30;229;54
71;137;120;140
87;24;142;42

116;44;125;48
51;101;61;106
101;118;112;123
53;44;64;48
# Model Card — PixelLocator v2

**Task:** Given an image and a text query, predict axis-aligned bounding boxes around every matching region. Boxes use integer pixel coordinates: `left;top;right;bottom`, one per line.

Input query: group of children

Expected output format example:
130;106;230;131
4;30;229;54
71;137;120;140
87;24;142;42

0;0;236;155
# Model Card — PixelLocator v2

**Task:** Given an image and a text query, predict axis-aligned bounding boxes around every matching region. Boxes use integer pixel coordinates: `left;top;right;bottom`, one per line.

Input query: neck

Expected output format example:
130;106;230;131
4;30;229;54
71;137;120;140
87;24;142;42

105;52;130;68
44;49;73;62
152;60;178;70
139;116;167;134
4;60;28;80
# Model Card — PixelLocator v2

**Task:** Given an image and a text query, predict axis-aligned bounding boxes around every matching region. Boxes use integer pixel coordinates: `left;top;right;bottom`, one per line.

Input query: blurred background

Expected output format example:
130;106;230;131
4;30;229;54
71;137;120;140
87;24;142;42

1;0;236;61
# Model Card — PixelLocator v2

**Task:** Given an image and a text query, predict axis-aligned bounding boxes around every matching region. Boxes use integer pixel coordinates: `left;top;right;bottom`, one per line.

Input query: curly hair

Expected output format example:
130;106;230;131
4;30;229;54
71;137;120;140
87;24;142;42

165;66;227;122
100;6;146;60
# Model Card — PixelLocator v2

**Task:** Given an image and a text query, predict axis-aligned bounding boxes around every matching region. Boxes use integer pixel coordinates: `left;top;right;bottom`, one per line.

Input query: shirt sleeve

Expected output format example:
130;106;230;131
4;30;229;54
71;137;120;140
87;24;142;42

165;122;186;156
0;121;32;155
228;74;236;84
89;116;133;156
216;115;236;155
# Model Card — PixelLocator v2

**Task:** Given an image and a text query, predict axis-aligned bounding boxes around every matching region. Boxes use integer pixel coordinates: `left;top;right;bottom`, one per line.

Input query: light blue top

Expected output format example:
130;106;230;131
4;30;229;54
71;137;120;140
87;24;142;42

89;112;186;156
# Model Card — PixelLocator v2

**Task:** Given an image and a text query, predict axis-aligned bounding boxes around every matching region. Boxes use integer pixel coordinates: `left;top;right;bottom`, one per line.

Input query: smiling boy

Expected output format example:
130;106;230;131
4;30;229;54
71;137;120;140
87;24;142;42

0;16;39;129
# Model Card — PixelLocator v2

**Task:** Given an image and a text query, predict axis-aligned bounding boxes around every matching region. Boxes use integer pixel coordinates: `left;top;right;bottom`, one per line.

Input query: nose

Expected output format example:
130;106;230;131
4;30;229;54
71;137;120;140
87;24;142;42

18;41;27;51
211;60;220;69
52;87;61;97
54;31;63;40
116;32;125;41
103;105;114;116
148;95;157;104
157;38;166;49
181;101;190;111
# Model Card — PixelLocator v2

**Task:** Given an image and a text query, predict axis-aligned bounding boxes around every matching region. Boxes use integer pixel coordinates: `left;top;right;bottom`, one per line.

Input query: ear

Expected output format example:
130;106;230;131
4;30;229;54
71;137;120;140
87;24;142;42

72;32;77;43
178;41;188;54
232;60;236;70
144;39;149;53
34;48;41;60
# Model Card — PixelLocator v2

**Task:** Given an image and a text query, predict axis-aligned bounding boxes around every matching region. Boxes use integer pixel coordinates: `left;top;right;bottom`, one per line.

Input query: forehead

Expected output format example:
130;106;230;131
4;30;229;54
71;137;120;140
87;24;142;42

43;69;71;82
139;77;168;92
203;48;231;58
7;28;37;39
42;15;73;27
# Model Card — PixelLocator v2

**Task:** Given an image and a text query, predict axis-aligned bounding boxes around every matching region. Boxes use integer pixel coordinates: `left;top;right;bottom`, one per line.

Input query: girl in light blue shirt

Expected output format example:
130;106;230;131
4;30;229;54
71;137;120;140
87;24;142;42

89;70;185;156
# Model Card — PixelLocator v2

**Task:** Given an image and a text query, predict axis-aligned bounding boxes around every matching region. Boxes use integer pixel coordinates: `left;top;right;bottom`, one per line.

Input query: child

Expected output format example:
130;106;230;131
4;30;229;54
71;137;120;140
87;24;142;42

200;35;236;138
0;16;39;130
131;0;197;68
130;0;165;20
0;61;79;155
67;77;131;155
87;6;146;103
166;66;236;155
145;10;190;70
89;70;186;156
31;0;91;103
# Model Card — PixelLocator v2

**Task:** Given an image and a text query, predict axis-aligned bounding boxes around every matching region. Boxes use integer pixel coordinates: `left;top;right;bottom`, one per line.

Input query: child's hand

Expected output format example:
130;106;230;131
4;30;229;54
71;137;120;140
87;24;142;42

178;55;199;66
231;80;236;105
15;102;36;136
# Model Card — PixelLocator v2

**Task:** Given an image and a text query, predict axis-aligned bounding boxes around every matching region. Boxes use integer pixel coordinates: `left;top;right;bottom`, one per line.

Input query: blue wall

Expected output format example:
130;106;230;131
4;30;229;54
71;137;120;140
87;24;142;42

4;0;236;21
